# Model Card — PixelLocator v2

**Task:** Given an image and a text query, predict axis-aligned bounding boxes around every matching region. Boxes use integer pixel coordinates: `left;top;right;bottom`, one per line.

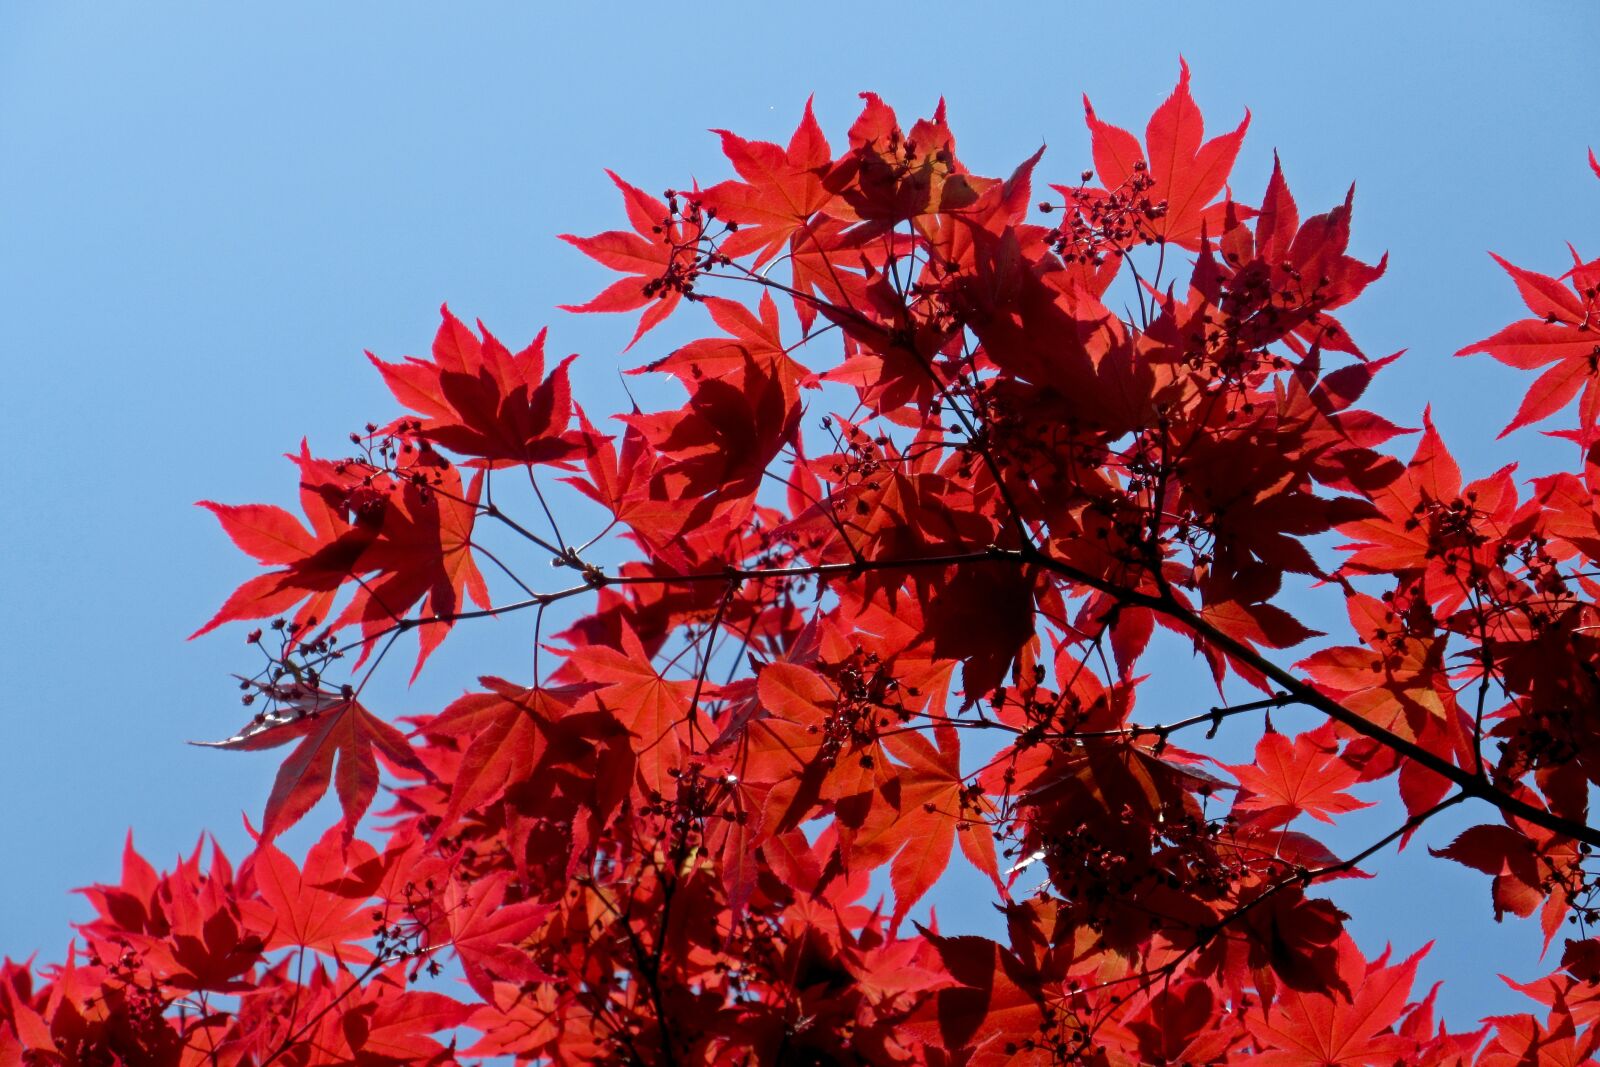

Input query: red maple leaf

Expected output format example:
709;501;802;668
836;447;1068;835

195;688;423;840
1245;937;1430;1066
1230;723;1373;828
1459;248;1600;437
561;171;704;348
1080;59;1249;250
700;97;837;269
1208;156;1387;357
882;724;1002;929
297;966;472;1063
439;871;553;1001
424;679;584;834
563;623;696;795
194;441;490;676
239;825;379;963
1432;818;1579;945
369;305;592;468
1298;593;1451;736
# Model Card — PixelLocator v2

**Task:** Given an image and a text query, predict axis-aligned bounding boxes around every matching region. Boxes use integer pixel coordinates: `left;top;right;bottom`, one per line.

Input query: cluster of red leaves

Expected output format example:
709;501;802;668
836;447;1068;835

13;69;1600;1065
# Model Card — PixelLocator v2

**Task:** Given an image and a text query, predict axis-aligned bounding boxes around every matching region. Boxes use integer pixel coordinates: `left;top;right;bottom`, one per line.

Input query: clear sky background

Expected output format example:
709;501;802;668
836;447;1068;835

3;0;1598;1032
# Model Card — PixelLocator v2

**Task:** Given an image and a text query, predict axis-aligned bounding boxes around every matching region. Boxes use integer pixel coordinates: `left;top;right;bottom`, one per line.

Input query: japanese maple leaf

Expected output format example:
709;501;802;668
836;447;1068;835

785;213;875;333
191;442;369;641
562;409;682;548
635;292;810;392
426;679;585;835
1245;937;1429;1066
1477;1001;1600;1067
825;94;985;225
1298;593;1450;734
622;334;800;502
74;832;165;944
1433;823;1546;922
563;623;695;795
1432;819;1578;945
369;305;591;468
1458;248;1600;437
1128;982;1247;1065
1211;157;1387;356
194;443;490;678
882;725;1001;930
903;933;1047;1062
740;659;885;836
1337;411;1525;612
1081;59;1249;249
77;836;264;994
1337;412;1463;579
299;967;472;1063
440;871;553;1001
1230;723;1372;827
699;97;837;268
1276;351;1410;496
561;170;701;348
239;826;378;963
344;462;491;677
195;689;423;840
921;559;1038;704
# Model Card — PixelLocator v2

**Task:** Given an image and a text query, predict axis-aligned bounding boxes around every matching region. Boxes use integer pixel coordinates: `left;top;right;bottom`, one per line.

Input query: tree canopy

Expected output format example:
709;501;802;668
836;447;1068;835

8;67;1600;1065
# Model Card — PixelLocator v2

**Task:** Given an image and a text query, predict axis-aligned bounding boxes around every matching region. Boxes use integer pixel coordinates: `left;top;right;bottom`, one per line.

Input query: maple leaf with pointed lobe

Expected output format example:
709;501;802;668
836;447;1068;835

1245;937;1430;1066
1080;59;1249;250
196;688;423;840
1477;1000;1600;1066
1211;156;1387;357
238;825;379;963
423;678;582;834
637;292;810;392
194;442;490;677
369;305;592;468
561;171;705;348
1337;410;1526;612
1432;818;1580;946
1298;593;1451;738
296;966;472;1064
623;295;804;501
903;932;1048;1064
75;835;264;995
563;622;696;795
1128;982;1247;1065
439;871;553;1001
1230;723;1373;828
1459;239;1600;437
191;442;369;641
741;659;870;831
825;94;986;225
882;724;1002;929
700;97;838;268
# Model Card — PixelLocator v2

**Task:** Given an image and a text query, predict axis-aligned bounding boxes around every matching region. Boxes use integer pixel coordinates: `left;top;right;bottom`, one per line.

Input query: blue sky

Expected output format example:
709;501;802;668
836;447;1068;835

3;0;1598;1029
